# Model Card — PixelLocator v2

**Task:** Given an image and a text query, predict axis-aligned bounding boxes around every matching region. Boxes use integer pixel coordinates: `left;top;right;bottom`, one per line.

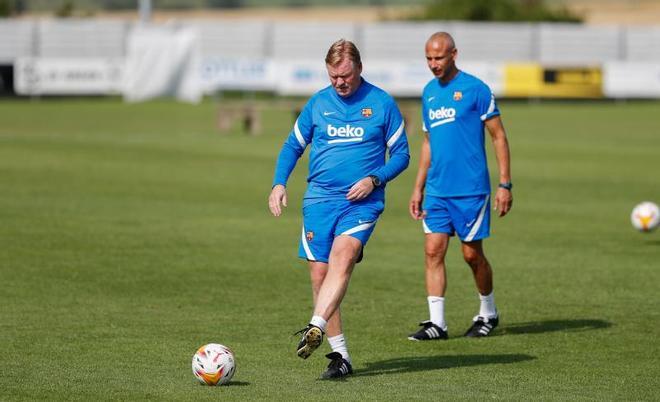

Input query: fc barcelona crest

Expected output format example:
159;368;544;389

306;231;314;242
361;108;373;118
453;91;463;101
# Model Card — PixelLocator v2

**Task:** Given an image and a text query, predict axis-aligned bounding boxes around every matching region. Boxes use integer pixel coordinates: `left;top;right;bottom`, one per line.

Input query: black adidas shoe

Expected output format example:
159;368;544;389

320;352;353;379
408;320;448;341
294;324;324;359
464;315;499;337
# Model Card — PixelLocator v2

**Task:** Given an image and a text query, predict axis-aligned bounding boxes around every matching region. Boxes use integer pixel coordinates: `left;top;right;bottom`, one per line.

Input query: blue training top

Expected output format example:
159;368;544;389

273;79;410;204
421;70;500;197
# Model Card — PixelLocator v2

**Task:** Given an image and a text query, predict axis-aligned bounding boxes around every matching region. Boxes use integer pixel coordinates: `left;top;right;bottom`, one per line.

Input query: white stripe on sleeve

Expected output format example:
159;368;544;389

294;119;306;148
480;93;496;121
386;121;405;148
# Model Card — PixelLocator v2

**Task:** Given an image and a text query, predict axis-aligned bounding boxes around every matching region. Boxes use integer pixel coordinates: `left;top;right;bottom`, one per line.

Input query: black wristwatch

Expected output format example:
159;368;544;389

498;182;513;191
368;175;382;187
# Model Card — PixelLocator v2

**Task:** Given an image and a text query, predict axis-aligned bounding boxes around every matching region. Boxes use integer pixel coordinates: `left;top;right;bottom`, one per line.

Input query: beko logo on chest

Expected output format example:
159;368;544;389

428;107;456;120
327;124;364;137
428;107;457;128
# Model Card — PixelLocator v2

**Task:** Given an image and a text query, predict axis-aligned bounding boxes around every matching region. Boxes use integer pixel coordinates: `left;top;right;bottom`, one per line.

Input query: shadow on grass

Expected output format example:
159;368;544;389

353;353;535;377
498;319;612;336
225;381;251;387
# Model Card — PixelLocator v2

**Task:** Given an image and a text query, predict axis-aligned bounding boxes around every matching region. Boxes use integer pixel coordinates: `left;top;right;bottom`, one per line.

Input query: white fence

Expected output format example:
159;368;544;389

0;20;35;63
2;19;660;63
2;18;660;98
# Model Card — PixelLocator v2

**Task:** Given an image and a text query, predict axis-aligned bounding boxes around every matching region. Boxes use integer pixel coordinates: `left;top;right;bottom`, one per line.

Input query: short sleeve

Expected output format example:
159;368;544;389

421;93;430;133
476;84;500;122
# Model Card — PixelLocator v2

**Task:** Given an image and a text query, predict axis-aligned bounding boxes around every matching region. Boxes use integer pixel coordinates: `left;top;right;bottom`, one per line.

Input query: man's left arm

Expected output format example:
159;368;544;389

371;99;410;184
374;120;410;183
485;116;512;217
346;104;410;201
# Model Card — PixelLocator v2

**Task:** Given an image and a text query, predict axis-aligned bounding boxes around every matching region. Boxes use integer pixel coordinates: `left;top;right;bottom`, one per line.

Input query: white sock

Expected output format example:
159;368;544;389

327;334;351;364
478;292;497;318
310;315;327;332
427;296;447;330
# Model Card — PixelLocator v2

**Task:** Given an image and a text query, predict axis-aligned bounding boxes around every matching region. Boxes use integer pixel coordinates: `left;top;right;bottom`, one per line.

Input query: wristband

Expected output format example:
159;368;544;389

369;175;382;187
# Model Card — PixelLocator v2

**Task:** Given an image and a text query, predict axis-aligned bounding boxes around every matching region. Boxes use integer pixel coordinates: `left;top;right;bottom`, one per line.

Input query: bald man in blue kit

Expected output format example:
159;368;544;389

408;32;513;341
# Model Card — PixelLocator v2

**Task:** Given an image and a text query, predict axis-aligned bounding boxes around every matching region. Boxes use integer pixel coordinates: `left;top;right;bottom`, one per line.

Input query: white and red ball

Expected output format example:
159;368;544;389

192;343;236;386
631;201;659;232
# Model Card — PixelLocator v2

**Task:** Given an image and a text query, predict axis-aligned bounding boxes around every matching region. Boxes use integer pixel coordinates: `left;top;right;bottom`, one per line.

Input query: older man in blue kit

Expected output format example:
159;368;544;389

269;39;410;378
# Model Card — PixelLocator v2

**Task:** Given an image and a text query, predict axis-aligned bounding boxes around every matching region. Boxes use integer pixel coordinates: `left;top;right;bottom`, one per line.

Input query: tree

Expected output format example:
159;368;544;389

411;0;581;23
55;0;75;17
0;0;13;17
206;0;244;8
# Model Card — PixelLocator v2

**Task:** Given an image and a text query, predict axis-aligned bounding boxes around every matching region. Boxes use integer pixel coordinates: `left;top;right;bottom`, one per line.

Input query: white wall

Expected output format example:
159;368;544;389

2;19;659;63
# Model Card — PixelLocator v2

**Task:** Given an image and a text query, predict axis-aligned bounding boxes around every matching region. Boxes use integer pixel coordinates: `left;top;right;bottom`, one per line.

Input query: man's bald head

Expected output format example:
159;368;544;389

426;32;456;51
425;32;458;83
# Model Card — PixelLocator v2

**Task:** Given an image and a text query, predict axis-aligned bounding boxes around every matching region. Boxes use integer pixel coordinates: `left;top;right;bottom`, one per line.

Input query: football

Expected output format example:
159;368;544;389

631;202;660;232
192;343;236;386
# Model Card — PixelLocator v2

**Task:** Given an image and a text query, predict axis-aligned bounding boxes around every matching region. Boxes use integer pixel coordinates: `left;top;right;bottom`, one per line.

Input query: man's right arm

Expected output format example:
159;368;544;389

269;104;313;217
409;133;430;220
269;133;306;217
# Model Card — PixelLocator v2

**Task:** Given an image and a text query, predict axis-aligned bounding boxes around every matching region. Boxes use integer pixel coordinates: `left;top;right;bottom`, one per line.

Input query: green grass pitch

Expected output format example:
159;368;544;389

0;98;659;400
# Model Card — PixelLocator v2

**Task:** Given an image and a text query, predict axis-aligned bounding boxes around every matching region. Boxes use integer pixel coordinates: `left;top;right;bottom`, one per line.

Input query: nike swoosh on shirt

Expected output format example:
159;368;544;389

358;219;374;224
323;111;336;116
428;96;435;102
466;219;476;227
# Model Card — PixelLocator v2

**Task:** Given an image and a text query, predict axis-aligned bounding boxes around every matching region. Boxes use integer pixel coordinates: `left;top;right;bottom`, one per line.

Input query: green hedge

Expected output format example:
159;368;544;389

410;0;582;22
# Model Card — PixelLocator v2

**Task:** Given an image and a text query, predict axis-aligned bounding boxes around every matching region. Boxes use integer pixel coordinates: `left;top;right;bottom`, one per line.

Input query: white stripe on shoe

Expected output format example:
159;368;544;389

426;327;441;338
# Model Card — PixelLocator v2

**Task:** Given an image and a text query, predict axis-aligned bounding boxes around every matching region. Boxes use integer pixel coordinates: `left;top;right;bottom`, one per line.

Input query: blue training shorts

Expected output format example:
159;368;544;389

299;199;384;264
422;194;490;242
